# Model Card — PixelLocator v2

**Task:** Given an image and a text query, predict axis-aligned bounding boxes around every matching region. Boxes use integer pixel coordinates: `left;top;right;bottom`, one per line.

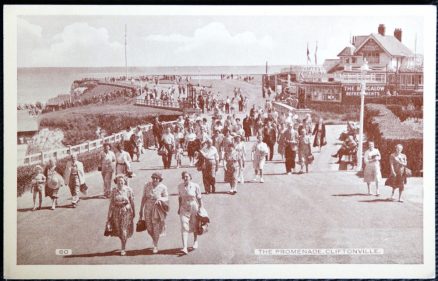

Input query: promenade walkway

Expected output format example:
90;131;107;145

17;124;423;265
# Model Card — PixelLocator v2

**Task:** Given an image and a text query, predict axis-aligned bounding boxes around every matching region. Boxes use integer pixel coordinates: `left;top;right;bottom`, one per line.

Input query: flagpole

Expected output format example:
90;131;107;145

125;24;128;81
315;41;318;66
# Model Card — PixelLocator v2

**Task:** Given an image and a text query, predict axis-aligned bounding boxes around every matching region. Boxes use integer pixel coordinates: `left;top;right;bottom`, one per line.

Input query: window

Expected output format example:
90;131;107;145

364;52;380;64
352;57;357;64
309;86;341;102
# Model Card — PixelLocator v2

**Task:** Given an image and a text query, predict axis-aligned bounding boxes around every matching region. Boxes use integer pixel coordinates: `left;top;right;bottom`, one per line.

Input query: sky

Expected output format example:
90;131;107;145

17;15;424;67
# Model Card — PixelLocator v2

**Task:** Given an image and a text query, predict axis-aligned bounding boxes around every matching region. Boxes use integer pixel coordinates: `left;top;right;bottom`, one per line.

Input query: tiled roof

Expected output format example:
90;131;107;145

337;46;355;57
352;36;368;48
356;33;413;57
17;110;39;132
323;59;341;72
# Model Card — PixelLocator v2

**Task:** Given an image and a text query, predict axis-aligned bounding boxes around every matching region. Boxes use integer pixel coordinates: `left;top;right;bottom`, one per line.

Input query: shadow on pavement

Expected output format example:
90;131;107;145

332;193;370;197
203;191;230;195
81;194;107;201
358;198;394;203
263;172;286;176
65;248;186;258
18;204;75;212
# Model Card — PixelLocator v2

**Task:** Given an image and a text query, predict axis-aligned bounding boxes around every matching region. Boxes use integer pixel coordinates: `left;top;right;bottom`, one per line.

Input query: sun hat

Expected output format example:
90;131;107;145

151;172;163;182
47;173;63;190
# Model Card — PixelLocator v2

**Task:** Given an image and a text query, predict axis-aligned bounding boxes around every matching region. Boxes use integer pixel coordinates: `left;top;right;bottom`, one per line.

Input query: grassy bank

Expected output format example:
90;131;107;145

39;103;181;146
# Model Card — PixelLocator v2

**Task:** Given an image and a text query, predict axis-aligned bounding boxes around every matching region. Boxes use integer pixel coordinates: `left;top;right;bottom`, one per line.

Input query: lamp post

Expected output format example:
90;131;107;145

357;60;369;171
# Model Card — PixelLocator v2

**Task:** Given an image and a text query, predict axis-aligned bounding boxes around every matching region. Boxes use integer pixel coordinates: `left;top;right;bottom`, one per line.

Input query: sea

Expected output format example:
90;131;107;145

17;65;287;104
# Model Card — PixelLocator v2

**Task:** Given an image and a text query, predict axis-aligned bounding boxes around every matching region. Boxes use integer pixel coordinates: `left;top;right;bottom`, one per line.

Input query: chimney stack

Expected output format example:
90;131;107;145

394;28;402;42
378;24;386;36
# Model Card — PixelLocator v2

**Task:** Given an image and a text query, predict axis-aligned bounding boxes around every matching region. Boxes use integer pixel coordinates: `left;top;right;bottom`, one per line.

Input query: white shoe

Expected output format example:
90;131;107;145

181;248;188;254
153;247;158;254
260;178;264;183
193;241;198;249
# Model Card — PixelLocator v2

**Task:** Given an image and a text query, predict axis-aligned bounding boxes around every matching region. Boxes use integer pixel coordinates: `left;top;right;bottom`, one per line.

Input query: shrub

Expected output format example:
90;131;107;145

17;149;102;197
364;104;423;177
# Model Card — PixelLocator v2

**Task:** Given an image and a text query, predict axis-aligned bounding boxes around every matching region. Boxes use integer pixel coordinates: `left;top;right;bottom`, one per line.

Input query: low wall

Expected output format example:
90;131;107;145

272;101;312;120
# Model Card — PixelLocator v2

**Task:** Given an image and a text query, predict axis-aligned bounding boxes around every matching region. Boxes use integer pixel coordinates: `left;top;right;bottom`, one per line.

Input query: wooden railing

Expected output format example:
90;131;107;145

18;121;175;167
272;101;312;120
135;98;182;110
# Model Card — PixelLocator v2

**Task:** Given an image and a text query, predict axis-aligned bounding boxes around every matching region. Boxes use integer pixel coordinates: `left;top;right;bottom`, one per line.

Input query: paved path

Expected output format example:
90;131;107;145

17;125;423;264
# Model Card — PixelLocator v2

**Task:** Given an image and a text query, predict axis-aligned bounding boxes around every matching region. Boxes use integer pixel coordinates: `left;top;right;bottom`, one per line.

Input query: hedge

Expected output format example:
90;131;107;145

365;95;423;108
364;104;423;177
17;149;102;197
386;105;423;122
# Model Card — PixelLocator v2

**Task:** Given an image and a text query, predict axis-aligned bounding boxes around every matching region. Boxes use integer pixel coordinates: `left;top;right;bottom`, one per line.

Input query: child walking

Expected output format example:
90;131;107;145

175;143;184;168
31;165;46;211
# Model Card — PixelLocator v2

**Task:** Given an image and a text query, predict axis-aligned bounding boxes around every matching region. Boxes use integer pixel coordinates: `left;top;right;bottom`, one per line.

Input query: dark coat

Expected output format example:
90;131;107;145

312;122;326;147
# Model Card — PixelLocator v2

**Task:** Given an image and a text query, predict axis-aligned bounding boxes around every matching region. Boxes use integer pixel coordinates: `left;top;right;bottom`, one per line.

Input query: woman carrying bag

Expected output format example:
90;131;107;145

105;174;135;256
177;171;203;255
138;172;169;254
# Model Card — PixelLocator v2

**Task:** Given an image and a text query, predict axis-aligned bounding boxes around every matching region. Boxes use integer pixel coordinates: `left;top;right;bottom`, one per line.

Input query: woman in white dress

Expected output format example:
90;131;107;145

251;134;269;183
363;141;382;195
114;143;132;177
177;171;203;254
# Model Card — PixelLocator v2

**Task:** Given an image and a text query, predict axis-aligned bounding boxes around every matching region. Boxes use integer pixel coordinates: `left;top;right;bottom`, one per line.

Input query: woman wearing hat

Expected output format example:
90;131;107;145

199;138;219;194
44;158;63;210
177;171;203;254
138;172;169;254
106;174;135;256
63;154;85;208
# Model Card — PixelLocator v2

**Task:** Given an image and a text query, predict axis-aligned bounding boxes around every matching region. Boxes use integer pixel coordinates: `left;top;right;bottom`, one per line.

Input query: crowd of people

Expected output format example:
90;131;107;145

43;88;137;113
17;103;43;116
28;97;412;256
220;74;255;82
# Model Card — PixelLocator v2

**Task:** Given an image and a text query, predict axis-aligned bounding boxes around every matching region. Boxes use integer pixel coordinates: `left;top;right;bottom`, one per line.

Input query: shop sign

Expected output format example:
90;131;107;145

342;84;385;97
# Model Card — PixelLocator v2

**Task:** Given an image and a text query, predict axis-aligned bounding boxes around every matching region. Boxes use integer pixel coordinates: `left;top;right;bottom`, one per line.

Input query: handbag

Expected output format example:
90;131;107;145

385;176;394;187
136;220;147;232
126;170;134;178
104;221;113;236
80;183;88;195
404;168;412;177
157;146;168;156
307;154;315;163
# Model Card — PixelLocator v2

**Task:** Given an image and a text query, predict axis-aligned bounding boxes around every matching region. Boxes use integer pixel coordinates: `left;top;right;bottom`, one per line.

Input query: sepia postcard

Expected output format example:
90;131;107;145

4;5;436;279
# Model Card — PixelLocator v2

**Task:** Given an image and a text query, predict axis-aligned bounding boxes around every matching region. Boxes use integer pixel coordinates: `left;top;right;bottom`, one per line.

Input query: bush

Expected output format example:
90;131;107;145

364;104;423;177
17;149;102;197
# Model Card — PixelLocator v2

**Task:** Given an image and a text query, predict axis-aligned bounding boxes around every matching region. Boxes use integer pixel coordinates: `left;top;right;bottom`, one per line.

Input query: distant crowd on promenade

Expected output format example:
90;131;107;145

17;103;43;116
29;91;411;257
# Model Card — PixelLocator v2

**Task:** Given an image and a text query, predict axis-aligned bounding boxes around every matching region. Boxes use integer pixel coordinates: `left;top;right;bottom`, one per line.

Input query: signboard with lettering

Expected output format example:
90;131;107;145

342;83;386;104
